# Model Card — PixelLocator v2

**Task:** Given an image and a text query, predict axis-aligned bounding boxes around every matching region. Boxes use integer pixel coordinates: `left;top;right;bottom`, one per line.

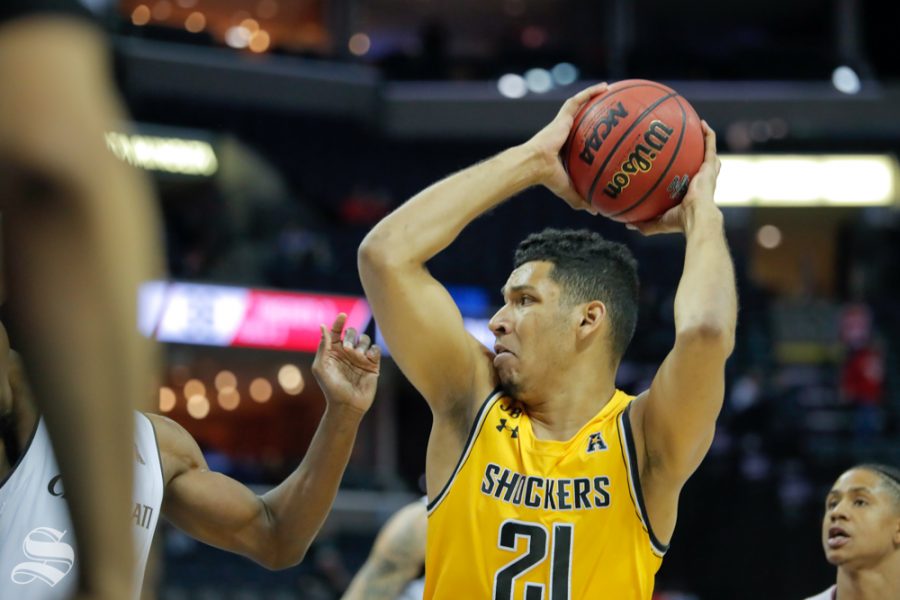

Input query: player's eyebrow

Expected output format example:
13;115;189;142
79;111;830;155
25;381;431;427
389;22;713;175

827;486;875;498
501;284;537;297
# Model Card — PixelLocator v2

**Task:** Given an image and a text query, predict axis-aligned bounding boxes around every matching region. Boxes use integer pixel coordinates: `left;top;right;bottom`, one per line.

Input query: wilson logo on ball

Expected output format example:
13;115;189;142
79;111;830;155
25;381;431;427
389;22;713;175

603;120;674;199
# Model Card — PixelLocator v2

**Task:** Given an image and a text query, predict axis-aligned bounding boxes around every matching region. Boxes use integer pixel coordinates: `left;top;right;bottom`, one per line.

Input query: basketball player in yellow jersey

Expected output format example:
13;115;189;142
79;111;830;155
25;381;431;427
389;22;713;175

358;83;737;599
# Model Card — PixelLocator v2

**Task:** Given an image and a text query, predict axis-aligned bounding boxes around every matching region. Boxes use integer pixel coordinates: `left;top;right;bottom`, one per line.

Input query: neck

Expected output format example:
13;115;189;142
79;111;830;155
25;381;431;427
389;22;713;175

835;555;900;600
523;363;617;441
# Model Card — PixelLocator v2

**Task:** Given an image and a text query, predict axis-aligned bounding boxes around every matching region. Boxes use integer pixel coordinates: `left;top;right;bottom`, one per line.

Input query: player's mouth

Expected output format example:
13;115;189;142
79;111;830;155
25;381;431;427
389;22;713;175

493;343;515;356
493;343;516;367
827;527;850;549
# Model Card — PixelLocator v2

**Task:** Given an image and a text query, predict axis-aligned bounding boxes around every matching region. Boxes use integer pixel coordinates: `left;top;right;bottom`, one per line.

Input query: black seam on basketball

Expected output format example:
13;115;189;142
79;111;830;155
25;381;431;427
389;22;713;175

609;95;689;218
621;403;670;554
564;82;674;174
426;389;503;514
570;82;675;138
586;92;679;203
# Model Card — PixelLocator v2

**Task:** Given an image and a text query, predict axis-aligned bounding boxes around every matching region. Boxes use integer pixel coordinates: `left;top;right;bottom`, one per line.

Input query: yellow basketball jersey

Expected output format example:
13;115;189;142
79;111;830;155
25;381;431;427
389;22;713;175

424;389;666;600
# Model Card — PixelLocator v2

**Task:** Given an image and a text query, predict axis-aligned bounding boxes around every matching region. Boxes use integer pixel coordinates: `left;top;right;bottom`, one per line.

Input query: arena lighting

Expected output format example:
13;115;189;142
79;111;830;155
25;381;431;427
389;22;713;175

159;387;176;412
497;74;527;99
105;132;218;176
524;68;553;94
832;65;862;94
715;154;897;206
551;62;579;86
138;281;372;352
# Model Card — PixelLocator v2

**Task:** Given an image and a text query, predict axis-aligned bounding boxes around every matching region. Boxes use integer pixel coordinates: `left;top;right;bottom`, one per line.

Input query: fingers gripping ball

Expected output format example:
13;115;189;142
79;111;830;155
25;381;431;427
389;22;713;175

563;79;704;223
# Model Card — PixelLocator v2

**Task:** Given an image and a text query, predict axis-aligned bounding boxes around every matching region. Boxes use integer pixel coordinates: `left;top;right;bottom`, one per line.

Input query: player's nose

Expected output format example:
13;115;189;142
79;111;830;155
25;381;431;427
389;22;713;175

488;306;511;336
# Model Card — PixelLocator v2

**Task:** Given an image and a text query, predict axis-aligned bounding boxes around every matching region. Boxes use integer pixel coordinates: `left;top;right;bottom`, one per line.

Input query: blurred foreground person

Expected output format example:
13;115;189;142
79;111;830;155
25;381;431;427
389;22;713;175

0;1;165;598
0;314;380;598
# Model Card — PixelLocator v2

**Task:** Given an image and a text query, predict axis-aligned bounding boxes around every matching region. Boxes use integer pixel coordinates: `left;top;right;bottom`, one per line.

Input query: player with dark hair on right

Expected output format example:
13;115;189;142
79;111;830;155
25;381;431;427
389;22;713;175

804;463;900;600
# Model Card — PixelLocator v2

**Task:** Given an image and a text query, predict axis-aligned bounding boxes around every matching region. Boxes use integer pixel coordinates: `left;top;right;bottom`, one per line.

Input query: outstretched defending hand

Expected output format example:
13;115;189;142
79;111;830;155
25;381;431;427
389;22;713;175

312;313;381;416
522;82;608;215
627;120;722;236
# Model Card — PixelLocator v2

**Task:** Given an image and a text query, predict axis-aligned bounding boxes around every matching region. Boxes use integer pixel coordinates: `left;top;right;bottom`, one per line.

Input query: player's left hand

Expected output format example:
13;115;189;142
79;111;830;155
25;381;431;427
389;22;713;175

312;313;381;416
627;120;722;236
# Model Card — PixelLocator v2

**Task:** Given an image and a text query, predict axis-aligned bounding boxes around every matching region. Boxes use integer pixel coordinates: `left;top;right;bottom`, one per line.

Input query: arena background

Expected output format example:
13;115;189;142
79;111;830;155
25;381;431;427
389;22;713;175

24;1;900;598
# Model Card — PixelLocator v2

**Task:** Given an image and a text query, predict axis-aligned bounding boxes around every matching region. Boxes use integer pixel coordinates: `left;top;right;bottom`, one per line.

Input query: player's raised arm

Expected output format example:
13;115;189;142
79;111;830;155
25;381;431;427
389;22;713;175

628;121;737;540
358;84;607;417
154;314;379;570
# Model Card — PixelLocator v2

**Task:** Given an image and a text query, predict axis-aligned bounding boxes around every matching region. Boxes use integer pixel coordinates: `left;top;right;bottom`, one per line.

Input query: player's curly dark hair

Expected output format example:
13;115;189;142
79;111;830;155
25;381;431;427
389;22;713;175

514;228;638;360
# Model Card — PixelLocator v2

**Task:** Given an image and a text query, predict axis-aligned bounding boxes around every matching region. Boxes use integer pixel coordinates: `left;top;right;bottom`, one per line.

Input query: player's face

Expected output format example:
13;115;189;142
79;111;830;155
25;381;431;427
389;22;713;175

822;468;900;568
489;261;573;399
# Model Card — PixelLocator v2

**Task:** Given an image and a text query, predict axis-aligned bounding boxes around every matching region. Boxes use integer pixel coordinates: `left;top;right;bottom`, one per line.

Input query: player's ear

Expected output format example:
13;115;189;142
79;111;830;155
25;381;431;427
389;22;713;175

576;300;606;339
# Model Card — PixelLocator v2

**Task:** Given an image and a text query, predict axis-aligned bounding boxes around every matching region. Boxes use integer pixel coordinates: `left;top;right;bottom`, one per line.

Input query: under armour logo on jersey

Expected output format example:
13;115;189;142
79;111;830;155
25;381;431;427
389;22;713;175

586;432;607;453
496;419;519;439
11;527;75;587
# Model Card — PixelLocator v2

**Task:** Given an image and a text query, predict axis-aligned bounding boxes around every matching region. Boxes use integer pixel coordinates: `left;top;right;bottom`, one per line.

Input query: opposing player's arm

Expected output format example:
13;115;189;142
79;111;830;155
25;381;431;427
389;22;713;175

153;315;379;570
341;500;427;600
629;123;737;534
151;413;290;566
152;405;367;570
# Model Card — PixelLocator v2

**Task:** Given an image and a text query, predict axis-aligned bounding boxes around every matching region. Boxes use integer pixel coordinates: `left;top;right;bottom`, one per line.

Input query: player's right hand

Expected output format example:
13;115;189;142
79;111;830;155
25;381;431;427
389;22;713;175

521;83;608;215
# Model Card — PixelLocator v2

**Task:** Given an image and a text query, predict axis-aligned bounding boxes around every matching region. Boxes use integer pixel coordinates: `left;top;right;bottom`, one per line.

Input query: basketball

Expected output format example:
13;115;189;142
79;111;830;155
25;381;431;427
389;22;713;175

562;79;704;223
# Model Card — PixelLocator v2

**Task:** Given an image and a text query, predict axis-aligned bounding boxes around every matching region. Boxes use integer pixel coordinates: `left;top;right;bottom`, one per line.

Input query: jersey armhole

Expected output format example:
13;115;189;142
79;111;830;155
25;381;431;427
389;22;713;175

426;388;503;515
140;412;167;492
0;417;40;491
617;403;669;556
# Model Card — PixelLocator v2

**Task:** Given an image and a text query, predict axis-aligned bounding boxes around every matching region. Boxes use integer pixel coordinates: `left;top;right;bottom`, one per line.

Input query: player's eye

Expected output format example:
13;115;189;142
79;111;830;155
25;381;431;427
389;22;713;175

519;296;533;305
853;498;868;507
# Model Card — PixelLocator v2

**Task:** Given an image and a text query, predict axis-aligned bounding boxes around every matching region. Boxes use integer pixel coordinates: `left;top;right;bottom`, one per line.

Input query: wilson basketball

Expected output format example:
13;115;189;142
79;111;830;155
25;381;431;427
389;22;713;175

563;79;704;223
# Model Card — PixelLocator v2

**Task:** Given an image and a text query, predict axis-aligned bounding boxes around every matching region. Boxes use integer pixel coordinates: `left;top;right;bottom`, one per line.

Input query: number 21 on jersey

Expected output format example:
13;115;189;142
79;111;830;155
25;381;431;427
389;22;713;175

493;519;573;600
